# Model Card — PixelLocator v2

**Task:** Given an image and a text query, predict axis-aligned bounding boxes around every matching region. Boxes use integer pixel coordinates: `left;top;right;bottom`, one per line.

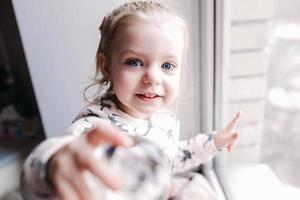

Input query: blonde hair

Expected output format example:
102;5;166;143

84;1;188;104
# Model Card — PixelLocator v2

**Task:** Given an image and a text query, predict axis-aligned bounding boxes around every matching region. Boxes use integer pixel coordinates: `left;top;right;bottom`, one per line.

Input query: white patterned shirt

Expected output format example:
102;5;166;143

21;96;218;199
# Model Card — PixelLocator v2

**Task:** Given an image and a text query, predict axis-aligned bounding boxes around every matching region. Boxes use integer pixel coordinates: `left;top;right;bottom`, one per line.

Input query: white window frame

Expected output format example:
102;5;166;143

198;0;231;199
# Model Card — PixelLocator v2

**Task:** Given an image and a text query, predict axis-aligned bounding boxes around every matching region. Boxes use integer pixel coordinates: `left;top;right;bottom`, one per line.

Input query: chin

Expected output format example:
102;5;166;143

133;109;156;119
138;112;156;120
142;108;166;117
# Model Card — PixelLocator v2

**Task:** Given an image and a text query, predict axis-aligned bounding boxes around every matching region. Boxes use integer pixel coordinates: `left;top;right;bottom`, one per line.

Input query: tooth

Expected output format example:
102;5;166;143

143;93;157;98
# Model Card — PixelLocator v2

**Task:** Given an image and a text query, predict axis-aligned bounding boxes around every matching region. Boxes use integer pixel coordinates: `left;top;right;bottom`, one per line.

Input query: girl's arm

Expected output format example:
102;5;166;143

171;112;241;173
21;116;133;200
171;131;219;173
21;135;76;200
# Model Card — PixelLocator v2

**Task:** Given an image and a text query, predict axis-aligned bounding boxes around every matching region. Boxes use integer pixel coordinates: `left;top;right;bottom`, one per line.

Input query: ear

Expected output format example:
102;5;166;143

97;53;110;80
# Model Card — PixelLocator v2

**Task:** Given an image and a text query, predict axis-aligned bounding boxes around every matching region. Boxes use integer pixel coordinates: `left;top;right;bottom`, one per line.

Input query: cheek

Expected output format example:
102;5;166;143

167;76;181;98
111;66;125;84
111;70;135;92
173;82;181;98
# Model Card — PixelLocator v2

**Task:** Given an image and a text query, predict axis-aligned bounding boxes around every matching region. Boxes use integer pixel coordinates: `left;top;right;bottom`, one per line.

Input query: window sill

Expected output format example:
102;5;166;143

218;163;300;200
203;164;227;200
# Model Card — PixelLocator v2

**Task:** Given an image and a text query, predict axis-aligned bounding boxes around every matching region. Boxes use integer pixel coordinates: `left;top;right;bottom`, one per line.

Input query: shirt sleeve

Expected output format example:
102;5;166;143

171;132;219;174
21;113;105;200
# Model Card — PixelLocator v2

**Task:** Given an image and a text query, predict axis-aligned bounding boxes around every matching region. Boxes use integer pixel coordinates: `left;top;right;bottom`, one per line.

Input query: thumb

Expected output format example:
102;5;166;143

86;120;134;148
227;131;240;151
223;130;239;144
231;131;239;141
216;131;239;150
227;131;239;144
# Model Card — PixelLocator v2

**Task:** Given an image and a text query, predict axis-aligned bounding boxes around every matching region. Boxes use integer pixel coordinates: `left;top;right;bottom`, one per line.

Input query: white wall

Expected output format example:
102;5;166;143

12;0;124;137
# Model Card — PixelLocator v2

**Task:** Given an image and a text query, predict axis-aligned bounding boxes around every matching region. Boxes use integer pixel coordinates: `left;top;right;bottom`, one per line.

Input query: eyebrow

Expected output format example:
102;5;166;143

119;48;145;57
120;49;179;60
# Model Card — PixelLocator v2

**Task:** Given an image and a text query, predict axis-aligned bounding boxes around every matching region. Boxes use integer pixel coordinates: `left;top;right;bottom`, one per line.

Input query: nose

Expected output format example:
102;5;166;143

142;65;162;85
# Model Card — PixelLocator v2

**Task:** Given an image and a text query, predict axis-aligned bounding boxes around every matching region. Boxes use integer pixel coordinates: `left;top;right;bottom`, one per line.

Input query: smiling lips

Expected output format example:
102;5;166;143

136;93;162;100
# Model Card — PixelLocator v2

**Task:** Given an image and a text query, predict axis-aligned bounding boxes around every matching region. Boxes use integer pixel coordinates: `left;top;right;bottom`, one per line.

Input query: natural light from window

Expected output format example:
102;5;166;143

217;0;300;199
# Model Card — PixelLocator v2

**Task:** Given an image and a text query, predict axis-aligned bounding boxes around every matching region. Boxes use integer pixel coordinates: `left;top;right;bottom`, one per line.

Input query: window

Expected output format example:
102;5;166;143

167;0;205;139
215;0;300;199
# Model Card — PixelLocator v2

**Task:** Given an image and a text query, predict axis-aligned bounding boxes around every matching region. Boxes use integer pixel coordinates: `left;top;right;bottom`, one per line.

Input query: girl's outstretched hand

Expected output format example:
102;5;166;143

48;120;134;200
214;111;241;151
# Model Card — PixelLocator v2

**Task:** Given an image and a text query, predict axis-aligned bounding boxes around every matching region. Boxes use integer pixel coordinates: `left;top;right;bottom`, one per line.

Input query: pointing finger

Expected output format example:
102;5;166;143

226;111;242;131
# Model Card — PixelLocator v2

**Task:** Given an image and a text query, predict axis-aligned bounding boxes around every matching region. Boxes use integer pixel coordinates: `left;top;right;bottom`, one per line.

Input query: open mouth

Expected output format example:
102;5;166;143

136;93;161;100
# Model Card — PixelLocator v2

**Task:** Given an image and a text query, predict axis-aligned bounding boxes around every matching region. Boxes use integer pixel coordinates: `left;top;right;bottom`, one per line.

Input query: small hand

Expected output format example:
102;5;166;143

49;120;134;200
214;111;241;151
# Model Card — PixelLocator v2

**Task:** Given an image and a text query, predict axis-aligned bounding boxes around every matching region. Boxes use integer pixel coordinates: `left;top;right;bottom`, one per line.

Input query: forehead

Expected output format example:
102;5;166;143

111;18;185;58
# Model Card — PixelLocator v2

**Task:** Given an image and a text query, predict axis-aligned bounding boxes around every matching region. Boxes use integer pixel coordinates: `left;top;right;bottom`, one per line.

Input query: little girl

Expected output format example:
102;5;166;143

21;1;241;200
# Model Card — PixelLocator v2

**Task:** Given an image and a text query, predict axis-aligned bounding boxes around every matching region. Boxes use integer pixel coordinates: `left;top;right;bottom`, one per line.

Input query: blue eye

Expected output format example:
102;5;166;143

162;63;174;70
125;59;143;67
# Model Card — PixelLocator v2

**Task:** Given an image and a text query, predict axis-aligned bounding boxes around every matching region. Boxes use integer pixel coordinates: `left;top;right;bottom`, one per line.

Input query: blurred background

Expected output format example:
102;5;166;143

1;0;300;199
219;0;300;199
